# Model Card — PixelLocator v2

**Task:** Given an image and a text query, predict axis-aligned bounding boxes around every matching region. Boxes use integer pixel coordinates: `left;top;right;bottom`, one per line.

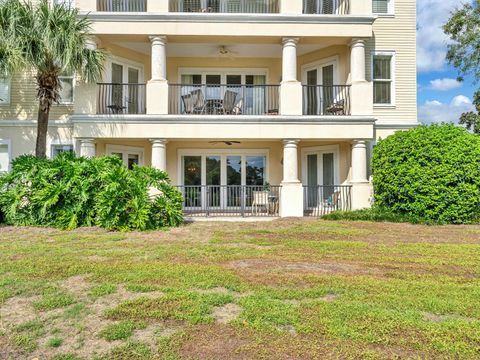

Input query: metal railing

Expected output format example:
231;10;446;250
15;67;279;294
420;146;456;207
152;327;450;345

177;185;281;217
97;83;146;115
303;0;349;14
169;84;280;116
97;0;147;11
303;185;351;217
303;85;351;116
169;0;280;13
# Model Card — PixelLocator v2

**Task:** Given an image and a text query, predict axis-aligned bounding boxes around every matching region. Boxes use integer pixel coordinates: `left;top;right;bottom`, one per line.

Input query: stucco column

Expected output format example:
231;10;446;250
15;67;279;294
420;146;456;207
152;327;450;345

150;36;167;81
350;140;372;210
280;139;303;218
350;0;372;15
350;39;366;83
79;139;96;158
282;139;300;183
349;38;373;115
280;0;303;14
150;139;168;171
280;37;302;115
147;35;169;114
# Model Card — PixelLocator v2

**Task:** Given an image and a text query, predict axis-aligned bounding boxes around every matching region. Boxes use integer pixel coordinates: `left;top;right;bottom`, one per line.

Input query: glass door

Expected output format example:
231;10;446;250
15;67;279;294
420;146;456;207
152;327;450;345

305;151;336;207
127;67;139;114
206;156;221;208
183;156;202;208
111;63;124;113
304;64;334;115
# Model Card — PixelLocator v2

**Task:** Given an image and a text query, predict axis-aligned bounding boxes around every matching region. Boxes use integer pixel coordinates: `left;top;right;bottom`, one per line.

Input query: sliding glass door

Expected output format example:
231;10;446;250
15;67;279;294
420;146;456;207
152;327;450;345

304;150;337;208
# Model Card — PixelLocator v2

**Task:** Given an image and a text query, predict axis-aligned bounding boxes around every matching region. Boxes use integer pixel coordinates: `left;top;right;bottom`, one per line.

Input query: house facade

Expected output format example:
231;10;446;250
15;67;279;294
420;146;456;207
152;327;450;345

0;0;417;218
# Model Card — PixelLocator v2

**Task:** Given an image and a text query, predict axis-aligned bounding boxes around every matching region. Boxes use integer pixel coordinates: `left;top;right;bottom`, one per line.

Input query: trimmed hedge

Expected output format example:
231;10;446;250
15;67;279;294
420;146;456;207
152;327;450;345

0;153;183;230
372;124;480;224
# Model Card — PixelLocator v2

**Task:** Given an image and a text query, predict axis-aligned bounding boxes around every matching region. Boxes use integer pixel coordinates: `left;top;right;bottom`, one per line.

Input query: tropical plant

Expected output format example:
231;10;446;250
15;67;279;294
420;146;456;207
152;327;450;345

0;0;105;157
0;153;183;230
372;124;480;224
443;1;480;133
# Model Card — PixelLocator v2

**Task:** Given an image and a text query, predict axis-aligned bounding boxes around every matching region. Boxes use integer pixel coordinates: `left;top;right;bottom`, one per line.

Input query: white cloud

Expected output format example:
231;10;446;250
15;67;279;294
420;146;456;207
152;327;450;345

417;0;466;72
419;95;475;124
429;78;462;91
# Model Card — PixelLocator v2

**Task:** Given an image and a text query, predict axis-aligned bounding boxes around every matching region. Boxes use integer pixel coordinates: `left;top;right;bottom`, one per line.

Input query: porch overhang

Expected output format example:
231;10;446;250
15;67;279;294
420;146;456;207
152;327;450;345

71;114;376;140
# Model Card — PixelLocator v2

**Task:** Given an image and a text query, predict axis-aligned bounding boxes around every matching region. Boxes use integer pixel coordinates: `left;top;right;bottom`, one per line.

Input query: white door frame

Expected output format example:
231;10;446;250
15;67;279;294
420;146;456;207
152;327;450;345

301;145;340;186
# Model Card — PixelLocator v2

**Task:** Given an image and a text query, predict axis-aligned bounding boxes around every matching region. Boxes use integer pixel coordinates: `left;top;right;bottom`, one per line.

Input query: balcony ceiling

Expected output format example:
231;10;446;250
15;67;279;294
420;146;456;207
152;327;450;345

111;40;347;58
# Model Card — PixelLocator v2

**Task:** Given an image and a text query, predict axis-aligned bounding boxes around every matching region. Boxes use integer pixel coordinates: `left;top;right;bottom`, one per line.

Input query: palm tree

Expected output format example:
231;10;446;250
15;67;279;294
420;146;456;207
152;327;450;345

0;0;105;157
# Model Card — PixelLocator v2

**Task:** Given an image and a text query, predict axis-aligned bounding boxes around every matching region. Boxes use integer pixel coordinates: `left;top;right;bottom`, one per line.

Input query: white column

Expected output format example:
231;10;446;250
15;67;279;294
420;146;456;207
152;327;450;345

147;35;169;114
280;0;303;14
280;139;303;218
282;139;300;183
150;35;167;81
350;140;372;210
280;38;302;115
349;38;372;115
150;139;168;171
282;38;299;83
350;39;366;83
79;139;96;158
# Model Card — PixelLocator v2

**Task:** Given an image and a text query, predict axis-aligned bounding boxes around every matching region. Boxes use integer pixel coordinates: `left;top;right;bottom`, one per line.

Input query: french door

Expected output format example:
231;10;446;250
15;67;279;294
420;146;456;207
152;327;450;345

182;153;267;210
107;145;144;170
304;63;334;115
304;150;336;208
111;62;142;114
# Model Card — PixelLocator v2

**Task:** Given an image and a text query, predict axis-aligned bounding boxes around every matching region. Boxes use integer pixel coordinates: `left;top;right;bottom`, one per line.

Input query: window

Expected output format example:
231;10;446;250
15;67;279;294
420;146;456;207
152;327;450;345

373;0;393;14
372;52;394;105
0;78;10;105
0;140;11;173
58;73;74;104
51;144;74;158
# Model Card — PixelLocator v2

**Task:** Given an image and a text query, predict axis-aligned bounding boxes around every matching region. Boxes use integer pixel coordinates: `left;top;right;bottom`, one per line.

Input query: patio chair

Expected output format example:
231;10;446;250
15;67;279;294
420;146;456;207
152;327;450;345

252;190;269;215
221;90;238;114
190;89;206;114
181;94;195;114
325;190;341;209
231;98;243;115
326;99;345;115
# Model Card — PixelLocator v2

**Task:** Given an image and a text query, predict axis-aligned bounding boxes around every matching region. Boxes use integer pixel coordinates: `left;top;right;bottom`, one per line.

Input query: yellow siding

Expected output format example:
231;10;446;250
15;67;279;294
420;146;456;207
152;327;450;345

366;0;417;124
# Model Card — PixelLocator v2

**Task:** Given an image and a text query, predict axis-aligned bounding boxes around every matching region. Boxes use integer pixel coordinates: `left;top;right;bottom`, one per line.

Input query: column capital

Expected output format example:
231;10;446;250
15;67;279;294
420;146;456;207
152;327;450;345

282;139;300;147
282;37;300;46
149;138;168;145
352;139;367;147
149;35;167;45
85;36;98;50
79;138;96;144
349;38;366;48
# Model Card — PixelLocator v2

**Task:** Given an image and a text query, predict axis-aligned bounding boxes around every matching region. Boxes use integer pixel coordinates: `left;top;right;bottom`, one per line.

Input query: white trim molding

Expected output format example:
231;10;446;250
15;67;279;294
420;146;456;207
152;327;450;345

371;50;396;108
0;138;12;172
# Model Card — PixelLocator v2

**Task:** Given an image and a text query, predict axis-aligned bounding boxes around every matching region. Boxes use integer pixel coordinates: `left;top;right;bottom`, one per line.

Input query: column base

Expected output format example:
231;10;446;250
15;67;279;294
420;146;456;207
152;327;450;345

279;182;304;218
350;182;373;210
147;80;169;115
280;81;303;115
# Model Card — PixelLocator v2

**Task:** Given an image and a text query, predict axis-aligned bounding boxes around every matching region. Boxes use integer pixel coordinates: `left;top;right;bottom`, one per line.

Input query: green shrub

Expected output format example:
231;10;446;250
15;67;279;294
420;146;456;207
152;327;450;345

372;124;480;224
323;208;416;223
0;153;183;230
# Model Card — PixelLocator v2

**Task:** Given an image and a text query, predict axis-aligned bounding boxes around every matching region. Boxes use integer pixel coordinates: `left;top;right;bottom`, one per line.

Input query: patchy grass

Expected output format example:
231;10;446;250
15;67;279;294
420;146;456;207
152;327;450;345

0;220;480;359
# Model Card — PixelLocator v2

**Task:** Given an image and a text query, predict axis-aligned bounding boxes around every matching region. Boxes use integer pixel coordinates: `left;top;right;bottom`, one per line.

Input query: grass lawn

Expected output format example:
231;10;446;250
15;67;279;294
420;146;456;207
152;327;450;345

0;219;480;359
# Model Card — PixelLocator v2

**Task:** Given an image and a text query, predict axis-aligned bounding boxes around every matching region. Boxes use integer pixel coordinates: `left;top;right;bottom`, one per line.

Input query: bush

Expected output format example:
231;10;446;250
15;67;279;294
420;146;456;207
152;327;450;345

323;208;416;223
372;124;480;224
0;153;183;230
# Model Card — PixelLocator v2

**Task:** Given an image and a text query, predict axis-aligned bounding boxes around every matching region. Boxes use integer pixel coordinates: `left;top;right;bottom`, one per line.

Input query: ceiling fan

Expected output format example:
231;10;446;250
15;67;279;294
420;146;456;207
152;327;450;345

209;141;241;146
215;45;237;59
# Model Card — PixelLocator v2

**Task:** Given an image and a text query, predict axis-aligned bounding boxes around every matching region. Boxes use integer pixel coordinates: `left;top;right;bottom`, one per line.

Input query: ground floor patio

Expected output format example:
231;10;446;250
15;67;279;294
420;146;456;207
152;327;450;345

76;138;372;217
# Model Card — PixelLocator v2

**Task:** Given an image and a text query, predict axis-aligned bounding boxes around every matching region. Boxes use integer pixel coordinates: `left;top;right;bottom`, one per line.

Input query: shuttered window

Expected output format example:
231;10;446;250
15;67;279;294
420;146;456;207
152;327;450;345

59;74;74;104
0;78;10;105
373;55;393;104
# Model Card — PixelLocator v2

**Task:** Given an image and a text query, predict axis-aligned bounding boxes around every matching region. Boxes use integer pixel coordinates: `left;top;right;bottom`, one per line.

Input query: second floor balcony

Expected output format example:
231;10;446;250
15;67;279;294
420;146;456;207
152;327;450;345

91;0;354;14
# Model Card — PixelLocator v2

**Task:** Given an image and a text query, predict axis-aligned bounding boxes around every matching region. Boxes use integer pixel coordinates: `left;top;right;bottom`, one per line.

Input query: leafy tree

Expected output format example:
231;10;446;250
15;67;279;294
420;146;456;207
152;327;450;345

0;0;105;157
443;1;480;133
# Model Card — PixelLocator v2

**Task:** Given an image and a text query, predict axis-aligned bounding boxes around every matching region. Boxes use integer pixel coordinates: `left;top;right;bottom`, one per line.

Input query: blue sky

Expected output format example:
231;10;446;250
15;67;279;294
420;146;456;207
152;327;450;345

417;0;477;124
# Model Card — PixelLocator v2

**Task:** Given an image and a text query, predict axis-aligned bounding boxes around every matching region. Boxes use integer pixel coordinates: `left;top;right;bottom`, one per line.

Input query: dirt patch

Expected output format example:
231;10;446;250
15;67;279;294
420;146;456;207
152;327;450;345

60;275;91;297
0;296;40;325
213;303;242;324
422;312;476;323
195;287;232;295
230;259;380;275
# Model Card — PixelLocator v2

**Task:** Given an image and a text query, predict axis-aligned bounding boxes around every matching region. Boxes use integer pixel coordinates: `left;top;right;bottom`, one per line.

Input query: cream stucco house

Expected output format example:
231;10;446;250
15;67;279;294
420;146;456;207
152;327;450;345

0;0;417;218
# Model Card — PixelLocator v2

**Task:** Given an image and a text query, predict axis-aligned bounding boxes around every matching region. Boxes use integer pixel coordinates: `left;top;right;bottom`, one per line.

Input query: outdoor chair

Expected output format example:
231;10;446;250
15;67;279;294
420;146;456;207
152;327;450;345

190;89;207;114
251;190;269;215
221;90;238;114
326;99;345;115
231;98;243;115
181;93;195;114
